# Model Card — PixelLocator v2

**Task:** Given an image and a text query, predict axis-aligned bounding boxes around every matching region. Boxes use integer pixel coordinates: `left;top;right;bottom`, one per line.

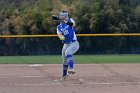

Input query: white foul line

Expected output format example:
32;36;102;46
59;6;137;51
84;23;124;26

1;81;140;86
0;75;140;79
0;75;65;78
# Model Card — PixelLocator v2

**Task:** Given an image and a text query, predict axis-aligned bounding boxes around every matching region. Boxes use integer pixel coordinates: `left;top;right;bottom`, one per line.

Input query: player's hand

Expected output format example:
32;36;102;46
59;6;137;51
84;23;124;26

63;20;67;24
59;36;65;40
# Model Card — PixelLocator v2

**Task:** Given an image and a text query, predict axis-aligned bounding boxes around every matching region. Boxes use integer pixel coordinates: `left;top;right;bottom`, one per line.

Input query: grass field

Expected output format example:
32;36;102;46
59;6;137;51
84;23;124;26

0;54;140;64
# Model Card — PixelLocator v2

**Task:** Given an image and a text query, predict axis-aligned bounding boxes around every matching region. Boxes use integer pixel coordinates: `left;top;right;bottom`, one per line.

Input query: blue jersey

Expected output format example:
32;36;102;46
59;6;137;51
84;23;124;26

57;18;77;44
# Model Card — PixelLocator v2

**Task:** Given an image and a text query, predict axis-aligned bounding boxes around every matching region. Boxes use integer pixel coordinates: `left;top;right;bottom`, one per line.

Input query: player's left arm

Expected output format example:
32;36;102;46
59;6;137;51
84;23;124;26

64;18;76;27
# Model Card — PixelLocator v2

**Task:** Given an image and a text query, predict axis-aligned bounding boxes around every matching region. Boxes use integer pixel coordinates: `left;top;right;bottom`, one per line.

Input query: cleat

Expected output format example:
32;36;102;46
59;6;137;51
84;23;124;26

60;75;68;81
68;69;76;74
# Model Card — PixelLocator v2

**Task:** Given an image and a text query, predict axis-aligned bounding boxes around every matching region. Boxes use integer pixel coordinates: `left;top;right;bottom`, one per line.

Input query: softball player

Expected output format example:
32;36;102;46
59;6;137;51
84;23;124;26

57;10;79;79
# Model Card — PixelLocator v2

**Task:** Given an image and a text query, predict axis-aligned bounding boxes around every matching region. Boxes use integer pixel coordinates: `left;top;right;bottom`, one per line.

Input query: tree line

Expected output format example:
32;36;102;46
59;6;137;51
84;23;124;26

0;0;140;55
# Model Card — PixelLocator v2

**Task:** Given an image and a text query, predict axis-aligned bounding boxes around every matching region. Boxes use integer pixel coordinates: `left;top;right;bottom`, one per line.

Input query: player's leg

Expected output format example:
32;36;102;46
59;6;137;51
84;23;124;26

61;44;69;78
65;41;79;74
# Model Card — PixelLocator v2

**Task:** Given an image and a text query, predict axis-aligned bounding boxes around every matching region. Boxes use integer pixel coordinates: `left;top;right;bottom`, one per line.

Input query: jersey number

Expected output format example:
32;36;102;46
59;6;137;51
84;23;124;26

63;30;69;35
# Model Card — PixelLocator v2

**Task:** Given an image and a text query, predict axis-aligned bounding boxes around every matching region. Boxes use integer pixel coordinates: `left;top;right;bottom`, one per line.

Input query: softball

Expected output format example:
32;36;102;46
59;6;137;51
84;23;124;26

60;36;65;40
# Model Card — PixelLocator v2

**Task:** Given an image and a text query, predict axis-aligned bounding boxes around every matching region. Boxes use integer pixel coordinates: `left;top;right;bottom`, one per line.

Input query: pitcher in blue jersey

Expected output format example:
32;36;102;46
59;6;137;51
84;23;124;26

57;10;79;80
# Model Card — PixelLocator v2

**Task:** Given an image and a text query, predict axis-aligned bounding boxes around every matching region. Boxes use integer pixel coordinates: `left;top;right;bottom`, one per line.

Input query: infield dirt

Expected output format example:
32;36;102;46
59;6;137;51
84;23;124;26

0;64;140;93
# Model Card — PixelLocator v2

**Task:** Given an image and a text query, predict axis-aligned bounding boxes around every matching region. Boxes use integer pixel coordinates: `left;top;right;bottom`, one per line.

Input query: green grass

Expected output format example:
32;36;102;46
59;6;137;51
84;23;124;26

75;55;140;64
0;54;140;64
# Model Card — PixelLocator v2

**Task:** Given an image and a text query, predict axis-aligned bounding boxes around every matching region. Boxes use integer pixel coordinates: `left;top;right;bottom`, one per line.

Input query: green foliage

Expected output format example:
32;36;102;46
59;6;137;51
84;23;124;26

0;0;140;55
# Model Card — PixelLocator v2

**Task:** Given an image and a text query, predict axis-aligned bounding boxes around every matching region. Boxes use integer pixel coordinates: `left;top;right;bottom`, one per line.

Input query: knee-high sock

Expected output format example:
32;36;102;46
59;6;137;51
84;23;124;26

66;55;74;69
63;65;68;76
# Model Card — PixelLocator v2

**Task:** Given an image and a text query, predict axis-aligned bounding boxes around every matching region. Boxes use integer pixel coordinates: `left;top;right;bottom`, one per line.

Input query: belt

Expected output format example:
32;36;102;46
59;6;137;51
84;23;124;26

64;40;76;44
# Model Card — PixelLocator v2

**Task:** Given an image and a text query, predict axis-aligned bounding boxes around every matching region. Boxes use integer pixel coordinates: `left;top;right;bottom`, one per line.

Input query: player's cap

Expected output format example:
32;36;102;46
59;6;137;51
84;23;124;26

59;10;69;18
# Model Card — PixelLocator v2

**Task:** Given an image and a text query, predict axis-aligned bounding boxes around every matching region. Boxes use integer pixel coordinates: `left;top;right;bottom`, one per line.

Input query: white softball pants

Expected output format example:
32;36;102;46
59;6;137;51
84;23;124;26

62;41;79;65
